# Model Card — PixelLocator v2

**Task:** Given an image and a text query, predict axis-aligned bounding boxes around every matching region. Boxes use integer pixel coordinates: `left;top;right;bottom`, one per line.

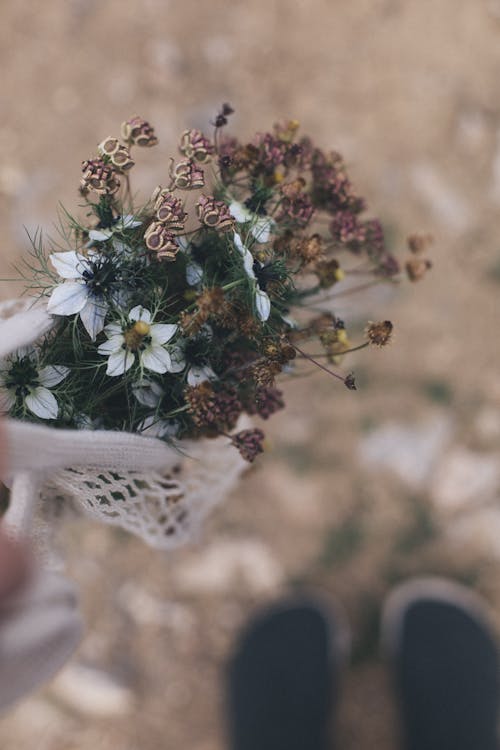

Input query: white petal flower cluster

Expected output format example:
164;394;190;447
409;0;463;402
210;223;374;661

233;233;271;321
47;250;111;340
98;306;181;377
0;353;69;420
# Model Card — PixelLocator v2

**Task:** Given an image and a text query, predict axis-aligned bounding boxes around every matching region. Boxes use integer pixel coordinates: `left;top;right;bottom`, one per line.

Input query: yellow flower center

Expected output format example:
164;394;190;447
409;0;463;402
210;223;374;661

124;320;151;351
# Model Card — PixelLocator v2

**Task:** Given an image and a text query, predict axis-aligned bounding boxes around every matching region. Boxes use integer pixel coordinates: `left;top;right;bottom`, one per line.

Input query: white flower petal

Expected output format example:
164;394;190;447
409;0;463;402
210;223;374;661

106;349;134;376
79;297;108;340
38;365;70;387
25;387;58;420
0;389;15;414
132;379;164;408
186;261;203;286
113;239;132;256
187;365;216;386
47;282;88;316
97;335;124;355
49;251;82;279
233;232;246;255
252;217;273;243
229;201;251;223
242;249;256;279
141;346;171;374
167;346;186;373
88;229;112;242
255;288;271;321
177;235;190;252
103;323;122;337
121;215;142;229
129;306;152;324
150;323;177;345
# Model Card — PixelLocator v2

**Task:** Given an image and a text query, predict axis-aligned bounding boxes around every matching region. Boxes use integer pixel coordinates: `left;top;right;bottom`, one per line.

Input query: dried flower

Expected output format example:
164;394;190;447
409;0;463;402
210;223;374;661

98;136;120;156
406;258;432;282
196;195;234;231
407;233;433;254
152;189;187;229
251;359;282;388
344;372;357;391
231;428;265;462
185;383;241;431
247;386;285;420
144;222;180;260
295;234;324;264
121;116;158;147
214;102;234;128
179;129;214;163
171;159;205;190
316;258;345;288
80;158;120;196
366;320;393;347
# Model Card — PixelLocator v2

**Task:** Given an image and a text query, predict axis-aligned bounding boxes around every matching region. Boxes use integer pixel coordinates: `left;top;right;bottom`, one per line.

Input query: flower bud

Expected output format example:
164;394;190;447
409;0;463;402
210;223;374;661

144;222;180;261
179;129;214;163
196;195;234;231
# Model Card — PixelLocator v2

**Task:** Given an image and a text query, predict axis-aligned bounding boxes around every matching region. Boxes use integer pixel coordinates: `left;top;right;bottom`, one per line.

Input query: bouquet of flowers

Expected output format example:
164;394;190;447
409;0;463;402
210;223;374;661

0;105;430;551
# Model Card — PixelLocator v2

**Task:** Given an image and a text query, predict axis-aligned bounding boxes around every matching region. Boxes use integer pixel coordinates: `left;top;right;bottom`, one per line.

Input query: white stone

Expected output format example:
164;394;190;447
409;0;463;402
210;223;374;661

174;538;283;594
49;663;134;717
358;415;453;489
117;582;195;630
430;448;500;512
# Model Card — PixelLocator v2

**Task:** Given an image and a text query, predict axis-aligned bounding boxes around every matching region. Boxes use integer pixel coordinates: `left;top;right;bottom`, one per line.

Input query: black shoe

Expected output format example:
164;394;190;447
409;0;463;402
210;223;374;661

226;595;349;750
382;578;500;750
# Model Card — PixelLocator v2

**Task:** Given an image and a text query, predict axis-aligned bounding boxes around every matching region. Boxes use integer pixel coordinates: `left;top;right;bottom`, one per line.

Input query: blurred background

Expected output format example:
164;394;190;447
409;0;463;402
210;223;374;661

1;1;500;747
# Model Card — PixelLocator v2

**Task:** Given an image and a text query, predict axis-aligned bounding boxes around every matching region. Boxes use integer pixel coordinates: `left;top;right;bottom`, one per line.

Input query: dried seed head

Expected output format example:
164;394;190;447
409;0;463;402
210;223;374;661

179;129;214;163
98;136;120;156
171;160;205;190
144;222;179;261
344;372;357;391
316;258;345;288
231;428;265;462
366;320;393;347
153;189;187;229
407;233;433;254
295;234;324;264
80;158;120;196
196;195;234;231
405;258;432;282
110;144;134;171
121;116;158;147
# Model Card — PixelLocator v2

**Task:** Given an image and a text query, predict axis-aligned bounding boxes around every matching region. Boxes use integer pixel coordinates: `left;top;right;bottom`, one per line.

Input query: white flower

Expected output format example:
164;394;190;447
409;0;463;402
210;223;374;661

176;235;204;287
88;214;142;242
137;414;180;439
132;378;164;408
186;364;217;386
233;232;271;322
0;354;69;420
98;306;179;377
229;200;274;243
47;250;112;340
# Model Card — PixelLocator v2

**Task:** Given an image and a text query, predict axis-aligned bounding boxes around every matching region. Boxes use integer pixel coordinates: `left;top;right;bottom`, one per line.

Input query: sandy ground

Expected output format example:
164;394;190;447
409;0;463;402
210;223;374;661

1;1;500;748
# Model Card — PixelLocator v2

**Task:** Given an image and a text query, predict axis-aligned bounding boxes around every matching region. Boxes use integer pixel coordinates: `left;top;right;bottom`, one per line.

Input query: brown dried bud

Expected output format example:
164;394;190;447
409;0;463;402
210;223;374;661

196;287;225;316
144;222;179;261
196;195;234;231
344;372;357;391
121;116;158;147
407;233;433;254
296;234;324;264
273;119;300;143
171;160;205;190
366;320;393;347
152;189;187;229
251;359;282;388
179;129;214;163
316;258;345;288
80;158;120;196
281;177;306;199
405;258;432;282
231;428;265;463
